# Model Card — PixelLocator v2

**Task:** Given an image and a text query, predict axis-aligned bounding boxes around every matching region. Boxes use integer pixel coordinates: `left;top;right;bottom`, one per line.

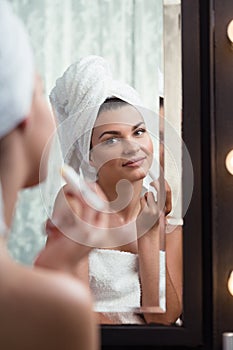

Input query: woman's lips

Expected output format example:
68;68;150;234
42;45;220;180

122;157;146;167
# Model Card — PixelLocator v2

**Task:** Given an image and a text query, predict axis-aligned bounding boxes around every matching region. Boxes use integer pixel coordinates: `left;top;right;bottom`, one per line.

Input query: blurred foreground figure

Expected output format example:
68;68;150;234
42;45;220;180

0;2;108;349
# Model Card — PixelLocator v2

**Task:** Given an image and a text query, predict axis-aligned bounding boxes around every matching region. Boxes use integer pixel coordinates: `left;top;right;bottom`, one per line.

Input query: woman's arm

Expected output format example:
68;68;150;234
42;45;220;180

137;193;182;325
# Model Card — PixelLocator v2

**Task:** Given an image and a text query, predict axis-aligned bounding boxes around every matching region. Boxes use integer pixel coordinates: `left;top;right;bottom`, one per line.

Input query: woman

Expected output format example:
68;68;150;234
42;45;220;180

0;3;107;349
36;56;182;325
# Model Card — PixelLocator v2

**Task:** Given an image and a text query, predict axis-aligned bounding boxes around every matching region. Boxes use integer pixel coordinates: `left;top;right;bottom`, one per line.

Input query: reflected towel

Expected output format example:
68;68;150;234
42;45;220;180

89;248;166;324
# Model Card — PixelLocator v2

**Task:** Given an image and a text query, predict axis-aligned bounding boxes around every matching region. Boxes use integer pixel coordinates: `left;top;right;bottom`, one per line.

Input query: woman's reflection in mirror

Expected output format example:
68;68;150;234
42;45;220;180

35;56;183;325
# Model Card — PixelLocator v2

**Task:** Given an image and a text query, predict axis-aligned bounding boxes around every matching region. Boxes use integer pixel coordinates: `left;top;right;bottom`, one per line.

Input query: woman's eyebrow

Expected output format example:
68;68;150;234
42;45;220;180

98;130;120;139
132;121;145;130
98;121;145;139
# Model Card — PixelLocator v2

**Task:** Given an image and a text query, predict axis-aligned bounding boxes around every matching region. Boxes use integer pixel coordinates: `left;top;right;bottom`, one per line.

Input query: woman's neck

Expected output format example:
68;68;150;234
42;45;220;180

97;178;143;223
0;132;26;229
1;178;18;229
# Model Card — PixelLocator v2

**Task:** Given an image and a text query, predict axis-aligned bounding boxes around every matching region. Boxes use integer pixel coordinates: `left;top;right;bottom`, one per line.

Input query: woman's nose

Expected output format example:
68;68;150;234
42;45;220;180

122;139;140;155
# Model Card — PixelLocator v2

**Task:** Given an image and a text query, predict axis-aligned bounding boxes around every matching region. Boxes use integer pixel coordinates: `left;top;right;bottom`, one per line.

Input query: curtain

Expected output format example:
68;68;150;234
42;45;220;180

7;0;163;265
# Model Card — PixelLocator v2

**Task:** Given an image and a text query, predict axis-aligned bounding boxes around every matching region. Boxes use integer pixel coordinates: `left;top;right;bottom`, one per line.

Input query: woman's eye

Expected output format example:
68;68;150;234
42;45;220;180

103;137;119;145
134;128;146;136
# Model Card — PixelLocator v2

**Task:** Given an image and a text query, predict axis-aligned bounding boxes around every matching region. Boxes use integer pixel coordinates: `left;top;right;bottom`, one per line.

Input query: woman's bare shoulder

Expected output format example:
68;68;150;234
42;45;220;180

22;264;93;320
0;263;96;350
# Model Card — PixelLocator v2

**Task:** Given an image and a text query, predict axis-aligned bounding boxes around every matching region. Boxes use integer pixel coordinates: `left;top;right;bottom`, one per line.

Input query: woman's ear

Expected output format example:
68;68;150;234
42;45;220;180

89;152;95;166
17;118;30;132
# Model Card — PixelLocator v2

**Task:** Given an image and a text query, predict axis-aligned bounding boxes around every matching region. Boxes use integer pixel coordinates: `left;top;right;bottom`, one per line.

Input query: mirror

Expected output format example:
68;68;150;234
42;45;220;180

7;0;189;326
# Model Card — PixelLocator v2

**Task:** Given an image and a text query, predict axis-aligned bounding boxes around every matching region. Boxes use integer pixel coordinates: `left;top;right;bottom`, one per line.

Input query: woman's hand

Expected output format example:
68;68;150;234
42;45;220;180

149;179;172;216
136;191;160;238
164;179;172;216
34;183;108;275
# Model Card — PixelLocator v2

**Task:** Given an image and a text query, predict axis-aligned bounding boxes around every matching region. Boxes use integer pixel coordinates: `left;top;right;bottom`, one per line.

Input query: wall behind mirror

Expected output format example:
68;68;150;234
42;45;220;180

164;0;182;228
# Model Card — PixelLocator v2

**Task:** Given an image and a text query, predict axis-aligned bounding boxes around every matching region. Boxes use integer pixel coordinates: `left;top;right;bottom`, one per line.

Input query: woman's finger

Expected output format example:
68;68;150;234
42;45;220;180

164;180;172;215
150;179;172;216
145;191;157;209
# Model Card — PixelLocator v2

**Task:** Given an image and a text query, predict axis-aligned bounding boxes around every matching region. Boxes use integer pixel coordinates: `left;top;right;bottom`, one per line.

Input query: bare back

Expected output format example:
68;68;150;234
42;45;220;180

0;254;99;350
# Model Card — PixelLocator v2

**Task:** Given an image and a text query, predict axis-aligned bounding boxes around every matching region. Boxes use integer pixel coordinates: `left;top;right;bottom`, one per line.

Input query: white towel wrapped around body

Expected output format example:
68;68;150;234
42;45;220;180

89;248;166;324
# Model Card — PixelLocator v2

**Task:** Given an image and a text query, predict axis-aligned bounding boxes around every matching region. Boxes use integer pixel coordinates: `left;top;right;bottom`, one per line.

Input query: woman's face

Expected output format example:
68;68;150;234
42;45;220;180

90;104;153;185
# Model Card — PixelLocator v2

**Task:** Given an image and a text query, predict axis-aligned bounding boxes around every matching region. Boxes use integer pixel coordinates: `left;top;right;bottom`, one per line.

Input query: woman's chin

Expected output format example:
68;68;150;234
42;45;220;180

123;167;148;181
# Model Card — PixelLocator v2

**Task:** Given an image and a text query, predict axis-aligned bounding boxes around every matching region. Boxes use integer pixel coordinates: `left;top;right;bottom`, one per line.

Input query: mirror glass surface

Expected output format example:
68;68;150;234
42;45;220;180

7;0;185;325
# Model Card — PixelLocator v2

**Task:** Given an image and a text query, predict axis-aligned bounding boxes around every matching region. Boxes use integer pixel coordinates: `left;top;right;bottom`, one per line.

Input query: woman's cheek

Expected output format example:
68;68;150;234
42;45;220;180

91;149;119;170
143;137;154;156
